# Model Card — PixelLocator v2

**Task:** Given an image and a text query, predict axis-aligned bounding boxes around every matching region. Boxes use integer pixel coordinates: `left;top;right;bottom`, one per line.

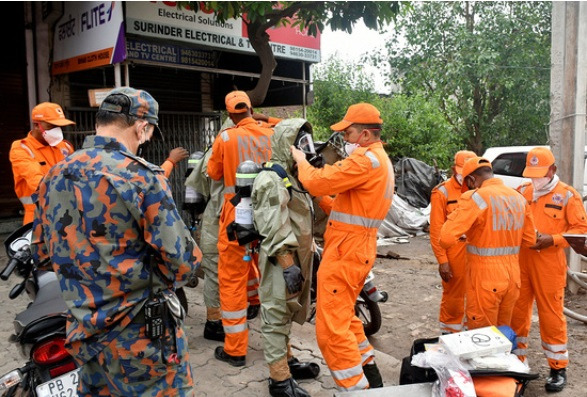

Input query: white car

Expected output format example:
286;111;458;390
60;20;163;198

482;145;587;195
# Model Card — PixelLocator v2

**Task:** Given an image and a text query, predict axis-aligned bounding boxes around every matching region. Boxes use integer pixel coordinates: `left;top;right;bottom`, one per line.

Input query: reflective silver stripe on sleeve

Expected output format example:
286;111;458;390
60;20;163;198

221;130;230;142
223;323;248;334
466;245;520;256
247;278;259;286
438;185;448;198
358;339;371;350
247;290;257;298
330;362;364;380
542;341;567;352
365;151;380;168
329;210;382;229
222;309;247;319
224;186;235;194
440;322;463;332
517;336;529;344
563;191;573;205
361;350;375;365
19;196;34;205
20;143;35;159
471;192;487;209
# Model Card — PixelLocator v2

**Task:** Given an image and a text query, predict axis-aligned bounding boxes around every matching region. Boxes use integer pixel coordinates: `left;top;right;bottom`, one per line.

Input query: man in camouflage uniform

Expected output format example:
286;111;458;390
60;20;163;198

251;119;321;396
31;87;201;396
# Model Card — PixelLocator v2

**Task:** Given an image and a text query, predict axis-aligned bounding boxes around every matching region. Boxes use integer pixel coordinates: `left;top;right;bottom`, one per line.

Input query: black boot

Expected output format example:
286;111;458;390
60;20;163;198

204;320;225;342
268;377;311;397
287;357;320;379
214;346;246;367
363;363;383;388
545;368;567;392
247;304;260;320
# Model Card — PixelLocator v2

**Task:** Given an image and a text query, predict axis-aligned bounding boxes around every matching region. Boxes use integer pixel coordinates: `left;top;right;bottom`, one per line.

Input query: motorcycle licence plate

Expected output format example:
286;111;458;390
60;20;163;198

35;368;80;397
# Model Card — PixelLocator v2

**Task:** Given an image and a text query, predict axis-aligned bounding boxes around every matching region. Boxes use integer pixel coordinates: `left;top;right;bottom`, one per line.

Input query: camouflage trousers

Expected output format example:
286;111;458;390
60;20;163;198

77;318;194;396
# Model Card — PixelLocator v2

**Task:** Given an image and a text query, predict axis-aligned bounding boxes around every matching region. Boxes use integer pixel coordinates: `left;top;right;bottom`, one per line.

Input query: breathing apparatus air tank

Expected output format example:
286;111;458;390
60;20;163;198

182;151;207;229
227;160;262;261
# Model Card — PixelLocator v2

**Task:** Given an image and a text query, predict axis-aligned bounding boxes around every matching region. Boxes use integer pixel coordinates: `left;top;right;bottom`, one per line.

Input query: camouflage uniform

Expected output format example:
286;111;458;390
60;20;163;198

31;135;201;396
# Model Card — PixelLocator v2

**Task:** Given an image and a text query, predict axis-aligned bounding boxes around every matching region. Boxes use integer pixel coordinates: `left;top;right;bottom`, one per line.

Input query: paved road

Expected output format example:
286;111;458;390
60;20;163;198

0;233;401;396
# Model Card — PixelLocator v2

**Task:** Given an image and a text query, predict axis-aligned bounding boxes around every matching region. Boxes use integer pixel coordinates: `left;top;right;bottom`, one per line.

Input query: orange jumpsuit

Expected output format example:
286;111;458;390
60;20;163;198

430;177;468;333
511;181;587;370
207;117;273;357
297;142;394;392
9;132;73;224
440;178;536;330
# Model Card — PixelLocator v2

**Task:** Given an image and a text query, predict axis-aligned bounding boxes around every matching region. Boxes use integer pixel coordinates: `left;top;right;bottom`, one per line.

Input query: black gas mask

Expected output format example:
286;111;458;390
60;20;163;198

294;128;323;168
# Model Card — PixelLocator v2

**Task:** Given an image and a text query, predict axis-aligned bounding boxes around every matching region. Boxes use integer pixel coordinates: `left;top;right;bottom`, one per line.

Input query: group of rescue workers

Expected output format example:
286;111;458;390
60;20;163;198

431;147;587;393
7;85;585;396
9;88;393;396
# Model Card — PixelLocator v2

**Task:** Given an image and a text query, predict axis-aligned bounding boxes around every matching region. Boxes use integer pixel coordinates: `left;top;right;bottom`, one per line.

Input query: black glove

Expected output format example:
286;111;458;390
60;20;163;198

283;265;304;294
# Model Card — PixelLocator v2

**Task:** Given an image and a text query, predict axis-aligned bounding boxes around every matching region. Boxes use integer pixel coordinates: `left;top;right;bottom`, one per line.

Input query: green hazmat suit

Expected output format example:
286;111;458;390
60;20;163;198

251;118;314;365
185;118;232;309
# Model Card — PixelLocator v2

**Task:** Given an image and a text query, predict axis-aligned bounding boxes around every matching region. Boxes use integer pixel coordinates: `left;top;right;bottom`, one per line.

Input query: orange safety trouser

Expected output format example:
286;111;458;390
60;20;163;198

316;226;375;391
217;202;260;357
466;259;520;330
510;249;568;370
439;242;468;333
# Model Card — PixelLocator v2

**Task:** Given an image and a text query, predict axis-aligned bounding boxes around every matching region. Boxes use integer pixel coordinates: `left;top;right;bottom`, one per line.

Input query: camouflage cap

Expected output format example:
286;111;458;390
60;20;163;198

100;87;163;140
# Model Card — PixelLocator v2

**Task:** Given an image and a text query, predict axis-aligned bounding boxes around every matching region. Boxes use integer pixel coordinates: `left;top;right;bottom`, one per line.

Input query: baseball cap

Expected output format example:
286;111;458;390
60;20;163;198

225;91;251;113
31;102;75;127
330;103;383;131
454;150;477;174
99;87;163;140
522;147;555;178
461;157;493;192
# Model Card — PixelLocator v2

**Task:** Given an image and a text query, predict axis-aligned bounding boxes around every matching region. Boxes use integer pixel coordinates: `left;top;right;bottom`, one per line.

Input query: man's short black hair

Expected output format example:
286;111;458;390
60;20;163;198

96;94;139;128
471;166;493;177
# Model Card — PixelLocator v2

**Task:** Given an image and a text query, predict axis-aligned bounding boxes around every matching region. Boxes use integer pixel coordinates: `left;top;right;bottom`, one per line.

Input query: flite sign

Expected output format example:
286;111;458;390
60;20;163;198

53;1;126;75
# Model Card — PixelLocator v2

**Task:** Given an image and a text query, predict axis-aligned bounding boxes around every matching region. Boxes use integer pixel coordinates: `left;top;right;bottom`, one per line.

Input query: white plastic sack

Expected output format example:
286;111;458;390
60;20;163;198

378;194;430;238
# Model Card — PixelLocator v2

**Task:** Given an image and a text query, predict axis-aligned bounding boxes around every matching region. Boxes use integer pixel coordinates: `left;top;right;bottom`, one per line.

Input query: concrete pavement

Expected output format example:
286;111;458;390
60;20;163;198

0;232;406;396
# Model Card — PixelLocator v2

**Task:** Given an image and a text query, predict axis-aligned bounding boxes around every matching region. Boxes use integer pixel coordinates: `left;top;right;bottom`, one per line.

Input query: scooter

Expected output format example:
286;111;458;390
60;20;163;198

0;223;79;397
310;245;388;336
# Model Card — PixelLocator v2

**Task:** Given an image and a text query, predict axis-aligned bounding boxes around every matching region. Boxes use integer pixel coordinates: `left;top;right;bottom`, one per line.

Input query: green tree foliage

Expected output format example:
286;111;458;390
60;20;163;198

308;59;457;168
182;2;401;105
377;1;551;154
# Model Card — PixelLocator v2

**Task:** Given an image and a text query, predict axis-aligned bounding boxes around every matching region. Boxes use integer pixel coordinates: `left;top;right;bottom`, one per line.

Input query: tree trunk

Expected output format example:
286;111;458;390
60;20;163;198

245;21;277;107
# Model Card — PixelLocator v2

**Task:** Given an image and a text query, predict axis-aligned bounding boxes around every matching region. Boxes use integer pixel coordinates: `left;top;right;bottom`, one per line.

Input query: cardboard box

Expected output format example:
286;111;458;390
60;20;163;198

439;326;512;359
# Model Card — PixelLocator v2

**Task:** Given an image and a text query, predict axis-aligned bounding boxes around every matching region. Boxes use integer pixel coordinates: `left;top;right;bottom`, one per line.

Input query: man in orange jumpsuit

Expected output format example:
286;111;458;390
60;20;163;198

440;157;536;330
207;91;273;366
291;103;394;392
430;150;476;334
9;102;75;224
510;147;587;393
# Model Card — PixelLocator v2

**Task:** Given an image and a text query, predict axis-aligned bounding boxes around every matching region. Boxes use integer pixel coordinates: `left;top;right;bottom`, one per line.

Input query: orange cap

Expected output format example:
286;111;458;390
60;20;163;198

330;103;383;131
225;91;251;113
31;102;75;127
454;150;477;174
522;147;555;178
461;157;492;193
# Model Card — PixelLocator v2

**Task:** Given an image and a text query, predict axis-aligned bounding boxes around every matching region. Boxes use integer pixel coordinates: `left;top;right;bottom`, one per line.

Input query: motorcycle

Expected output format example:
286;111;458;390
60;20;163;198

0;223;79;397
310;245;388;336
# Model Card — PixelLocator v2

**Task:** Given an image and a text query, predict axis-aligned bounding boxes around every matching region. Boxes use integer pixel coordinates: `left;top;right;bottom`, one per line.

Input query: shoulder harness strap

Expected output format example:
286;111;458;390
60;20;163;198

261;161;293;198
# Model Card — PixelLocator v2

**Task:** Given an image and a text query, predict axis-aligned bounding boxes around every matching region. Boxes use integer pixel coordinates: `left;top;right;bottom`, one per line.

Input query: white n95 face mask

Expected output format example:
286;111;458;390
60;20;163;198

42;127;64;146
531;176;550;191
455;174;463;185
344;142;360;156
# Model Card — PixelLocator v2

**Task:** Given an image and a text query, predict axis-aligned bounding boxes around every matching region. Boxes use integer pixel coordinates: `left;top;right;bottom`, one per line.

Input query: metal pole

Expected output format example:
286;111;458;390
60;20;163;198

114;63;122;87
124;62;130;87
302;61;307;119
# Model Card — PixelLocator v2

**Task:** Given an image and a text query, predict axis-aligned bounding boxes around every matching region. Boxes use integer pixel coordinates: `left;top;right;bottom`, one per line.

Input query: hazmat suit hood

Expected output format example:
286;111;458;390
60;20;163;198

270;118;313;173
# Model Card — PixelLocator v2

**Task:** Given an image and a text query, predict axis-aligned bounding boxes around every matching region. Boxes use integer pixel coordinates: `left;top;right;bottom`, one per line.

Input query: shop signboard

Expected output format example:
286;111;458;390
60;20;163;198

126;2;320;63
53;1;126;75
126;38;217;68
